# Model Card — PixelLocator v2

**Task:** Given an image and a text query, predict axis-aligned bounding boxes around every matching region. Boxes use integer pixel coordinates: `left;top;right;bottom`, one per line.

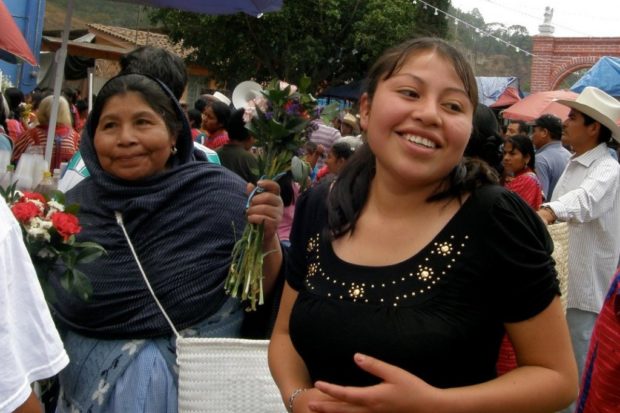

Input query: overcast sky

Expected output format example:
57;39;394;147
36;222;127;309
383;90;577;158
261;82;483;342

449;0;619;38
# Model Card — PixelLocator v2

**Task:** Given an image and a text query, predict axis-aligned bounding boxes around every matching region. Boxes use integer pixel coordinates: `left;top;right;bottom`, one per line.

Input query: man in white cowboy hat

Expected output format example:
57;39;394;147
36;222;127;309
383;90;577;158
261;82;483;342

537;86;620;410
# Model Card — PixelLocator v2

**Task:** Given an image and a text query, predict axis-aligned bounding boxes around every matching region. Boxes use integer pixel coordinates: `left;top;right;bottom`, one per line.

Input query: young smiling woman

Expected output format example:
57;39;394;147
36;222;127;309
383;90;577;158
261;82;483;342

268;38;577;413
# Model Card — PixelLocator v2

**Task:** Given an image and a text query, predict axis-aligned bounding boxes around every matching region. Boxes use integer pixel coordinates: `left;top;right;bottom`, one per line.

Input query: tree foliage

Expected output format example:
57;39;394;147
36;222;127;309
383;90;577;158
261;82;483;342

149;0;450;91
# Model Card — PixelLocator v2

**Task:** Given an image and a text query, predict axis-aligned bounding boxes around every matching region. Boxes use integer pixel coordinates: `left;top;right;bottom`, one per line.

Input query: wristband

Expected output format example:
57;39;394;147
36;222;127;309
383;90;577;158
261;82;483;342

287;388;308;413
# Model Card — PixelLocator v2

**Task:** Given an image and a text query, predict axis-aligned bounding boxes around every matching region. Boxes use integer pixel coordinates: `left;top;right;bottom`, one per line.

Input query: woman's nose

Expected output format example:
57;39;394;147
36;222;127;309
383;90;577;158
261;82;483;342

117;125;137;145
412;99;442;126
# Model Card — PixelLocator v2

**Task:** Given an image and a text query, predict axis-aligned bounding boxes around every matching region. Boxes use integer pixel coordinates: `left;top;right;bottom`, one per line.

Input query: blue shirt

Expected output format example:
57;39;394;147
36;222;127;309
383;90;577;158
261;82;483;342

535;141;571;201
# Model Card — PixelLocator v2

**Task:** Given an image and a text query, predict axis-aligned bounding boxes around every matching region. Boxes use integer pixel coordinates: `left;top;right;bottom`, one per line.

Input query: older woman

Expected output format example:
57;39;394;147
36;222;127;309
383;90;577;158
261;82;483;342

12;95;80;170
50;73;283;413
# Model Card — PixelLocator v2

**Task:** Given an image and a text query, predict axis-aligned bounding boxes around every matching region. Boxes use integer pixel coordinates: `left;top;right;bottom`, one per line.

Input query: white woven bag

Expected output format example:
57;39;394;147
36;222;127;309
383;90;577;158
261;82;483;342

547;222;569;313
177;337;285;412
116;212;285;413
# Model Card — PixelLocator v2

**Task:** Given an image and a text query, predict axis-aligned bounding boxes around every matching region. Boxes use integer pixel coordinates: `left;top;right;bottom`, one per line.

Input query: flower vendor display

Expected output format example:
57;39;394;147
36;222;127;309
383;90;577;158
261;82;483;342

226;77;316;310
1;182;105;301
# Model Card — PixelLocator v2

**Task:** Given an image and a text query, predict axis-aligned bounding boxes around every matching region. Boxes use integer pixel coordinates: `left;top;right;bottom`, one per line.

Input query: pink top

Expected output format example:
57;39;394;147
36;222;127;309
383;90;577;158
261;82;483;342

277;183;300;242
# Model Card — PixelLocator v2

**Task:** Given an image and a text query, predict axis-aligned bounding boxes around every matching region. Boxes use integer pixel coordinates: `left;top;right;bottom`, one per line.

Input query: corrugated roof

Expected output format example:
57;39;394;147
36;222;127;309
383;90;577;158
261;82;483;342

88;23;193;58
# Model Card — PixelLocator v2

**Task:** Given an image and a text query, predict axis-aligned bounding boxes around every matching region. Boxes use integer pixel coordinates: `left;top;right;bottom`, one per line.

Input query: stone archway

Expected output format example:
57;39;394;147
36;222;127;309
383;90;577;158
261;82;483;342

530;36;620;92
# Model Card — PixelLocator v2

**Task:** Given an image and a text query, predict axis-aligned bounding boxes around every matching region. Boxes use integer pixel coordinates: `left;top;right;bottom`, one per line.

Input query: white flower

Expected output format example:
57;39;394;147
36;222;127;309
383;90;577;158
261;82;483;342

30;216;52;230
27;226;51;242
91;379;110;405
278;80;298;94
253;95;269;112
243;107;256;124
47;200;64;212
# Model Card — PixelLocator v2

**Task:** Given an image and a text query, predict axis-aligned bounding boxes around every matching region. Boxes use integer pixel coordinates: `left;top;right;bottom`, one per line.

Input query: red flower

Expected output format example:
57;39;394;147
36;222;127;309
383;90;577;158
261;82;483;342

11;202;42;223
51;212;82;241
20;191;47;204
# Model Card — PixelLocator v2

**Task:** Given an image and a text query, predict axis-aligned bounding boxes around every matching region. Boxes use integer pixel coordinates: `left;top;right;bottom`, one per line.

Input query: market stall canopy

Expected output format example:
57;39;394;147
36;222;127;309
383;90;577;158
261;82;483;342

476;76;522;108
571;56;620;97
44;0;284;167
502;90;578;122
319;81;364;101
0;0;37;65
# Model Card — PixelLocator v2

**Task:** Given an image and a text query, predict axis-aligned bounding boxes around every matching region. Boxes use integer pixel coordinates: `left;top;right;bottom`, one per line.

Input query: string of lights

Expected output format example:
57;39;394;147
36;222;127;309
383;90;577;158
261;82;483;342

412;0;536;56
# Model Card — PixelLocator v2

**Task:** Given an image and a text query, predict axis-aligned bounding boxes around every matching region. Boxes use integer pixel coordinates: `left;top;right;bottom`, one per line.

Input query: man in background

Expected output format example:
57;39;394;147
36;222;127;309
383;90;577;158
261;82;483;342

537;87;620;413
531;114;571;200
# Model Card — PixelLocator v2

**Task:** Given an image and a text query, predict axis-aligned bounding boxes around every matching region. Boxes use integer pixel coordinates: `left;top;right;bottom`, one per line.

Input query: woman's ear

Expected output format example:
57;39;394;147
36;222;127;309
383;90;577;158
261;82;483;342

359;93;370;131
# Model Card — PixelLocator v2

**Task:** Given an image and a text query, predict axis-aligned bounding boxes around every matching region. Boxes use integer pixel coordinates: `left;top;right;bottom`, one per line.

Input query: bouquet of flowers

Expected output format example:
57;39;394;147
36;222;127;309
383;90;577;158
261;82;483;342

1;183;105;301
226;77;317;310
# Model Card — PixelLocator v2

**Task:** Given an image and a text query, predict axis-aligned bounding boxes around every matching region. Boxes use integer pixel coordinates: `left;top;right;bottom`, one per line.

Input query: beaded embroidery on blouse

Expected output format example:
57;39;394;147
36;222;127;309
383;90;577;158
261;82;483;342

304;232;469;307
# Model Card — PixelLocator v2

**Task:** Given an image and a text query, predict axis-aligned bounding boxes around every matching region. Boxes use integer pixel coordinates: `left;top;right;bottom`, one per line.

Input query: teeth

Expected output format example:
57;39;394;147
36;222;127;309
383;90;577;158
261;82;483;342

403;134;436;149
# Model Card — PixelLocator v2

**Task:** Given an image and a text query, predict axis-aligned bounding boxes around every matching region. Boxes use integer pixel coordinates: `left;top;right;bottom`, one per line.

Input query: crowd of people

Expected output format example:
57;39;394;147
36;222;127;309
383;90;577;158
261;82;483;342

2;36;620;413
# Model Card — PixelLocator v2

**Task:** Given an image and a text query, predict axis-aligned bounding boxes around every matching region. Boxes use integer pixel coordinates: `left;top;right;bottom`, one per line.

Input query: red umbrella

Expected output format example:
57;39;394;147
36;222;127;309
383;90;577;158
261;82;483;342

0;0;37;65
502;90;578;122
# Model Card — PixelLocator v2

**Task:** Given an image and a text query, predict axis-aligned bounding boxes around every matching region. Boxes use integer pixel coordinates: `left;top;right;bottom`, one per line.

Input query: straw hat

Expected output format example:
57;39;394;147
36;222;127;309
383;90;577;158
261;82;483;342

556;86;620;141
342;113;358;128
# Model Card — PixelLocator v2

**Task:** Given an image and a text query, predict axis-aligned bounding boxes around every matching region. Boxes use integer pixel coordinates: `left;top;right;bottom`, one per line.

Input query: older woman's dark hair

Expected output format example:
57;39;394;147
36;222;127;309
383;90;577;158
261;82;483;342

328;37;497;238
91;74;183;140
505;134;536;170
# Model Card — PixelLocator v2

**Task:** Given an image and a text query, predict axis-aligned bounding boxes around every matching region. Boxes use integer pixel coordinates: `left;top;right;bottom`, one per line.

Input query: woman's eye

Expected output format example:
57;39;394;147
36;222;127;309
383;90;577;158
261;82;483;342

399;89;420;99
136;118;153;126
444;102;464;112
101;122;116;130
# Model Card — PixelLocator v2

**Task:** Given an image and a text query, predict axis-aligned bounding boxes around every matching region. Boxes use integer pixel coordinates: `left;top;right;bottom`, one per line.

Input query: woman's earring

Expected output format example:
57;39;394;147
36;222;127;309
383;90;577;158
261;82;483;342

171;146;178;155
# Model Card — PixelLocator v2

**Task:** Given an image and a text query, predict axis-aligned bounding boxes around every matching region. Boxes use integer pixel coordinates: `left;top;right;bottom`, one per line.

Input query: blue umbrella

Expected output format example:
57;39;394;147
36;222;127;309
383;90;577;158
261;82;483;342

114;0;282;17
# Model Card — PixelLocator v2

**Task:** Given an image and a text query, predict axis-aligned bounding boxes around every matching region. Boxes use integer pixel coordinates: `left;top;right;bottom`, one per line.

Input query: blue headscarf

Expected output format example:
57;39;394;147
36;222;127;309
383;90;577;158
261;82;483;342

50;74;247;339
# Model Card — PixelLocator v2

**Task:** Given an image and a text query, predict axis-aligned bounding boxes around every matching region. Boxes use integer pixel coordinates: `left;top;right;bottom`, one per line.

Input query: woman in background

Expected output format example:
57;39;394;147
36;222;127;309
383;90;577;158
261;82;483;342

502;134;543;210
12;95;80;171
202;101;231;150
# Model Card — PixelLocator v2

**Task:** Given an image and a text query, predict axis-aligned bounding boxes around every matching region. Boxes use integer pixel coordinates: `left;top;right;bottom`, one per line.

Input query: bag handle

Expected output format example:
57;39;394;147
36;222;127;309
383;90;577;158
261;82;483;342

115;211;181;339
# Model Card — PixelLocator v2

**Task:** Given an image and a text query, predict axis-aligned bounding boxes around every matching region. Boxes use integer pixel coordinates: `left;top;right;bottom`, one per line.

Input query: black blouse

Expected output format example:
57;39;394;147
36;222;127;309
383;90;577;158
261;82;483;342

287;183;559;388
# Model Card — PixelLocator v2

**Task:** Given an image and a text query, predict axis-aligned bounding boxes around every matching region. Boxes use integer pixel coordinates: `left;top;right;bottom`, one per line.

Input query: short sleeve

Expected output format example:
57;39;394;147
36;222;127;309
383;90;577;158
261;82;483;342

0;200;69;412
481;187;559;322
286;183;329;291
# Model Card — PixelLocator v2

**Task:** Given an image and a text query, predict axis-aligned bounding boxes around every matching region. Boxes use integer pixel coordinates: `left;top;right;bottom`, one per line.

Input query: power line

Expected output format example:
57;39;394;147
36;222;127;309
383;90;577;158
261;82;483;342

412;0;535;56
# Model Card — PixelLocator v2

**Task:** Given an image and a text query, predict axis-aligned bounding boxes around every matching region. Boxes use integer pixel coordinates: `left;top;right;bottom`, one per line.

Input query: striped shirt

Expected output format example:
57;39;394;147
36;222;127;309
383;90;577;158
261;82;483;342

546;143;620;313
12;125;80;171
5;119;24;144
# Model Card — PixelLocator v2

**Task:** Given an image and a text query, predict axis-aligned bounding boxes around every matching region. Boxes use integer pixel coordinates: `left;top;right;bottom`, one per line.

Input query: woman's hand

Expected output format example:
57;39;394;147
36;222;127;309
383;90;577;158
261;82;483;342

292;388;340;413
308;354;442;413
246;179;283;244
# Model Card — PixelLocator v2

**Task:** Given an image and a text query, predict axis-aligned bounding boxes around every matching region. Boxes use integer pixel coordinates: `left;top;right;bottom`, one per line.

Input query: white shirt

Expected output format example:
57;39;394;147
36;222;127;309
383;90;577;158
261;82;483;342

0;198;69;413
546;143;620;313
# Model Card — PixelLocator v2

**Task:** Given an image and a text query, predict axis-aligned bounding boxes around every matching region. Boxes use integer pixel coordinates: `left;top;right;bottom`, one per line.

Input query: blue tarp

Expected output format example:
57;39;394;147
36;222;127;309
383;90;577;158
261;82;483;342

571;56;620;97
475;76;522;107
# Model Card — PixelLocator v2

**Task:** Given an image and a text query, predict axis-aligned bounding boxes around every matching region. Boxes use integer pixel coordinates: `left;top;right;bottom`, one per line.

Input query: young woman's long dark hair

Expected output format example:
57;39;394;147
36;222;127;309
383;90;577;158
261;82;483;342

328;38;499;239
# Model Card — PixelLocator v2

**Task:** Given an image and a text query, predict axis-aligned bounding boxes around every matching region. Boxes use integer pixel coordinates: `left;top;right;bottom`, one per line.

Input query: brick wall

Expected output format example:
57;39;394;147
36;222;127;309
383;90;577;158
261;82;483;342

530;36;620;92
